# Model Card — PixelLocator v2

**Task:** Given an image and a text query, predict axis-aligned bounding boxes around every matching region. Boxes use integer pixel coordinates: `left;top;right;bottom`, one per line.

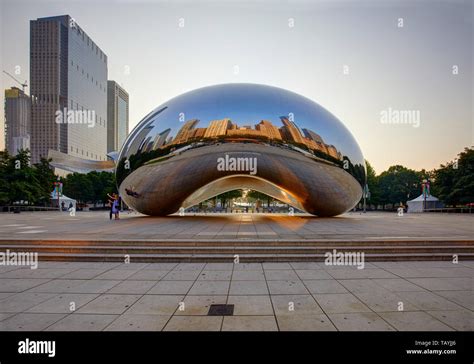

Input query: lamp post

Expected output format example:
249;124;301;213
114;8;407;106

422;178;430;212
363;184;370;213
53;177;63;211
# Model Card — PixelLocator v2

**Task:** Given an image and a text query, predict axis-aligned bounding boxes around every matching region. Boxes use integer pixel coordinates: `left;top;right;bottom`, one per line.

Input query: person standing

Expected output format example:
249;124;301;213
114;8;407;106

107;193;116;220
112;196;120;220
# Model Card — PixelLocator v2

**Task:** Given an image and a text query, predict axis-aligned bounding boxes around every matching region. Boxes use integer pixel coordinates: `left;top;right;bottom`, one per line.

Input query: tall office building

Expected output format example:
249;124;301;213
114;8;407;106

128;124;154;156
302;128;324;144
227;128;263;138
30;15;108;164
255;120;282;140
4;87;31;156
204;118;231;138
152;128;171;150
107;81;129;153
188;128;206;139
280;116;305;145
172;119;198;145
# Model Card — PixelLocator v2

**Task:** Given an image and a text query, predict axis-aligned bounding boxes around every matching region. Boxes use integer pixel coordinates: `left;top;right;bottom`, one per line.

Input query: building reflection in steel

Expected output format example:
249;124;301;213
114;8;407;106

116;83;366;216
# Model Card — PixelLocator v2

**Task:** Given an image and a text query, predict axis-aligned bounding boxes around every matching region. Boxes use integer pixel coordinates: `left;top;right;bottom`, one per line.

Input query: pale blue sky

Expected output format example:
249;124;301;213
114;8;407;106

0;0;472;173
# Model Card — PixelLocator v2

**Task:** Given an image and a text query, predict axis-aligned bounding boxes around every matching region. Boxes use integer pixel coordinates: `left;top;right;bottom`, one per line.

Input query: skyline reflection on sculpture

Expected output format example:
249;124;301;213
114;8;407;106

132;116;343;162
116;84;367;197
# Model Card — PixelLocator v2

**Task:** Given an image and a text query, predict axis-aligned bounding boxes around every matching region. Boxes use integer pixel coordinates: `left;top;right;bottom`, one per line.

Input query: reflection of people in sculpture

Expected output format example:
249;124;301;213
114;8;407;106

125;188;141;198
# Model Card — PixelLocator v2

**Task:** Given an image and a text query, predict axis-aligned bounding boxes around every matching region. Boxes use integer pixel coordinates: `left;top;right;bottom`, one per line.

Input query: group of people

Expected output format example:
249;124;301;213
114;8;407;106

107;193;121;220
60;201;74;211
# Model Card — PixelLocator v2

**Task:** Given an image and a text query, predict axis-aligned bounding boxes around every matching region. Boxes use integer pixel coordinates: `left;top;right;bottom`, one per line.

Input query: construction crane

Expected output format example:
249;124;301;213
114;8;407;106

2;70;28;92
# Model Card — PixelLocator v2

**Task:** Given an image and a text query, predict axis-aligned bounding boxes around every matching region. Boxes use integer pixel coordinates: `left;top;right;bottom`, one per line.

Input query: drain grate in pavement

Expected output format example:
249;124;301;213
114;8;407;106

208;304;234;316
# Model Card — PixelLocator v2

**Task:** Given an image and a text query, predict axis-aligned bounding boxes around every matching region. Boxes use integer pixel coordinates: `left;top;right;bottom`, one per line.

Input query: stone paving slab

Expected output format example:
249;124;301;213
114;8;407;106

328;312;396;331
148;280;194;295
303;279;349;294
229;280;269;295
175;296;227;315
222;316;278;331
378;312;455;331
188;281;230;295
232;271;265;281
426;310;474;331
163;316;222;331
271;294;324;316
0;261;472;331
45;314;118;331
123;295;183;316
1;313;67;331
104;314;169;331
76;294;141;314
227;295;274;316
0;278;51;293
107;280;157;294
26;293;99;313
276;314;337;331
198;270;232;281
313;293;372;314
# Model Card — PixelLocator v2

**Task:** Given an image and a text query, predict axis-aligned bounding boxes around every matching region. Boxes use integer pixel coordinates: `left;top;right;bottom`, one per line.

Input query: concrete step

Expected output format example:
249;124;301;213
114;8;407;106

1;238;472;262
0;238;473;247
1;244;473;255
26;252;474;263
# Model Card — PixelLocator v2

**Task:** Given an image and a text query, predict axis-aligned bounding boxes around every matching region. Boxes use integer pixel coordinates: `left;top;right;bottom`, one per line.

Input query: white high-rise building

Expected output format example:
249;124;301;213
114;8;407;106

107;81;129;153
30;15;108;163
4;87;31;156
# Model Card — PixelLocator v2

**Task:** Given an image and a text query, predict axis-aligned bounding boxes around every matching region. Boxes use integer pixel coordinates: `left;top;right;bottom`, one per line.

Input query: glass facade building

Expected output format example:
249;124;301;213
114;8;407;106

30;15;108;163
107;81;129;153
117;83;366;217
4;87;31;156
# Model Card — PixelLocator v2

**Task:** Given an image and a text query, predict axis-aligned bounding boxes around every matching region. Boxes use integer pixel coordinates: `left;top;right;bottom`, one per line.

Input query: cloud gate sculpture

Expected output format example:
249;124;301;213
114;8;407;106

116;83;366;216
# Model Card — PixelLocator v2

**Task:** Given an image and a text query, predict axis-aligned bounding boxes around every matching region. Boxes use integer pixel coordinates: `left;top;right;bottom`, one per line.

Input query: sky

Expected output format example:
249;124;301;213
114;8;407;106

0;0;472;174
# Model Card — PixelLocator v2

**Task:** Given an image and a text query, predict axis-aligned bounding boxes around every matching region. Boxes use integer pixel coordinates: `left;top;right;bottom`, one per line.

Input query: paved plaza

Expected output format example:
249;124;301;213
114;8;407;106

0;211;472;241
0;211;472;331
0;261;472;331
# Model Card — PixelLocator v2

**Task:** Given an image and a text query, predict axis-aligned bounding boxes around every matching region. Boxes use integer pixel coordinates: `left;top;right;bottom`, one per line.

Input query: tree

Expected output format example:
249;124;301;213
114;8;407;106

378;165;421;209
86;171;116;206
216;190;242;208
33;157;57;205
364;160;381;209
99;172;117;205
433;147;474;206
247;190;274;208
0;149;54;205
61;171;116;205
0;150;12;205
62;173;94;204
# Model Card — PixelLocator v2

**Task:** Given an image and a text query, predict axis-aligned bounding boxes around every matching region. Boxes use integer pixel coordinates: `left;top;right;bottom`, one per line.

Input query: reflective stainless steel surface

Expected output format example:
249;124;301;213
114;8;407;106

48;150;115;174
116;83;366;216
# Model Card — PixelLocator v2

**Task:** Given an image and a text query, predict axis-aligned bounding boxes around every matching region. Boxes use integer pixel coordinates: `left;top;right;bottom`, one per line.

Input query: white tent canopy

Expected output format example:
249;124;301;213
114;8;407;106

407;194;444;213
50;191;77;210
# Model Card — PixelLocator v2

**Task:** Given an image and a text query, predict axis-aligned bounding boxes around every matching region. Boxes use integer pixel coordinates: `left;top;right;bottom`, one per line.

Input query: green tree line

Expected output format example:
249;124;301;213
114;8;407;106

1;147;472;209
364;147;473;209
0;150;55;205
60;171;117;206
0;149;116;207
